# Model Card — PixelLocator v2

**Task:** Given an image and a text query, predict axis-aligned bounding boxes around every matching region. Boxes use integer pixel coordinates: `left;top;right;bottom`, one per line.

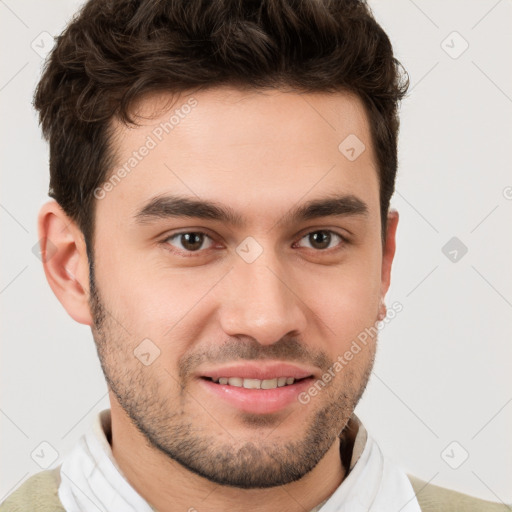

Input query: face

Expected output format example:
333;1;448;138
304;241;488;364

87;87;395;488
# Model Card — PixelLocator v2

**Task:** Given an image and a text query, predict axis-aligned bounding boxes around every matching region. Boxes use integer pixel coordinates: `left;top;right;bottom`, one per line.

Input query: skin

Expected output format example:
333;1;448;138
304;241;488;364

38;87;398;512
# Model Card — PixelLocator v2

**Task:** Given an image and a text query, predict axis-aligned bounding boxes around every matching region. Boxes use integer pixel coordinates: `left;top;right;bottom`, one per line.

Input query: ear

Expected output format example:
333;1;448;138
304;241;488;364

37;200;93;326
378;209;399;320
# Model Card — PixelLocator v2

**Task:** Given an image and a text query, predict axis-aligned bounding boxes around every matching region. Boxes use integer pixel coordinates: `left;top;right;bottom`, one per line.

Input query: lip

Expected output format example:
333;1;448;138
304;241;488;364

198;375;314;414
198;361;316;381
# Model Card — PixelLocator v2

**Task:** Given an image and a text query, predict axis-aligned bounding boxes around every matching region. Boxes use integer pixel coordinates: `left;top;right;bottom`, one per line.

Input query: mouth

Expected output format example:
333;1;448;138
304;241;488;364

196;362;318;414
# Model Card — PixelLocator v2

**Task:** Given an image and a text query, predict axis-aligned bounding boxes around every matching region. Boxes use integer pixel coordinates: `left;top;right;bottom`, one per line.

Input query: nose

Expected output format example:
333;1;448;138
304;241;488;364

218;249;308;346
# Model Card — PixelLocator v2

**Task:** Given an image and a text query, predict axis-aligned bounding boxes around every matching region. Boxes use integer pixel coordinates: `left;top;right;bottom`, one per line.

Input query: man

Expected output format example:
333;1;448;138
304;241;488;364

1;0;508;511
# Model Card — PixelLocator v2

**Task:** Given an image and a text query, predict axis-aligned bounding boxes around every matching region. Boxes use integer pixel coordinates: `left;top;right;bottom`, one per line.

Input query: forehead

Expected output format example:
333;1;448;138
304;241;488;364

100;87;379;231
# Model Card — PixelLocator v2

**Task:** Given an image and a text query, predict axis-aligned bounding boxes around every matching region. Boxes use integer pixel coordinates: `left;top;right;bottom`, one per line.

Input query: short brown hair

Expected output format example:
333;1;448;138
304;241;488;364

33;0;408;254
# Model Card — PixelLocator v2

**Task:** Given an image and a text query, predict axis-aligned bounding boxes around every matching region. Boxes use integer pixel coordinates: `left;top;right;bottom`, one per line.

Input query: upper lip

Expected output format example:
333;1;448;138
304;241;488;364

199;362;316;381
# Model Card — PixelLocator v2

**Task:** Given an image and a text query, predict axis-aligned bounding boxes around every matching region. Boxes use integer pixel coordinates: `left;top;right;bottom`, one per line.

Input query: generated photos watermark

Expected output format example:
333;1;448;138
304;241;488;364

93;97;198;200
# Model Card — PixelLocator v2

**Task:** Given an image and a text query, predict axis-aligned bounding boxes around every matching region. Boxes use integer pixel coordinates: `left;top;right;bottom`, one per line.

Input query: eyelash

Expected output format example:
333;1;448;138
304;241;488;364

161;229;348;257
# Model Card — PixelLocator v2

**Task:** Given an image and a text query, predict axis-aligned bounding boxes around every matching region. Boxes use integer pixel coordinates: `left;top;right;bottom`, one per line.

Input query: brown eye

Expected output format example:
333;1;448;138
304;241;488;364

165;232;214;253
296;230;345;251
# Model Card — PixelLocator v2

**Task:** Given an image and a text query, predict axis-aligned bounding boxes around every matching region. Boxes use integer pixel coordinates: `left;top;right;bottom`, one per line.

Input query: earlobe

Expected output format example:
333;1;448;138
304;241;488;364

37;200;94;326
380;209;399;302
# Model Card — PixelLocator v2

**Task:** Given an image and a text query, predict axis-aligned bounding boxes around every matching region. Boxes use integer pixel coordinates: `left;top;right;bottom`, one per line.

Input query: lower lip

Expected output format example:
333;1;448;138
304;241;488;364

198;377;314;414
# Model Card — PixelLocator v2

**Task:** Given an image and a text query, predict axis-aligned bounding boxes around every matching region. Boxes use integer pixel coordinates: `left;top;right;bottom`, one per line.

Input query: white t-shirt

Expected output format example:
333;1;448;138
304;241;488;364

58;408;421;512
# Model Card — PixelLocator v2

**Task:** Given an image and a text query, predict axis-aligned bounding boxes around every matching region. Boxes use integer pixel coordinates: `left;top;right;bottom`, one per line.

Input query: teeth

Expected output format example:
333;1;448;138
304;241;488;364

243;378;261;389
213;377;297;388
261;378;277;389
228;377;243;387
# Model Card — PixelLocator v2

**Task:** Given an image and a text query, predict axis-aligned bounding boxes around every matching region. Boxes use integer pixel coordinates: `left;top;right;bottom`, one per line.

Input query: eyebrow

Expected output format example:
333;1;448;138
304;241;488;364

133;193;369;227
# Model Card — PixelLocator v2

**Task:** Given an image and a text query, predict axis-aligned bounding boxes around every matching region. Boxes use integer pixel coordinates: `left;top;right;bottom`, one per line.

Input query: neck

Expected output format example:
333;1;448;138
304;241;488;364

110;403;347;512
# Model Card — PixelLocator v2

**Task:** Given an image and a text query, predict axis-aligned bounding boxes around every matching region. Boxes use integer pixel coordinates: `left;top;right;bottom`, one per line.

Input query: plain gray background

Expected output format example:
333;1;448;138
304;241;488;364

1;0;511;504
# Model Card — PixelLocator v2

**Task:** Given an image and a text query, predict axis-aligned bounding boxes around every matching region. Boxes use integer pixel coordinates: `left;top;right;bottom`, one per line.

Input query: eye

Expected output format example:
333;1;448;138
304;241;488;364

294;230;346;251
163;231;215;254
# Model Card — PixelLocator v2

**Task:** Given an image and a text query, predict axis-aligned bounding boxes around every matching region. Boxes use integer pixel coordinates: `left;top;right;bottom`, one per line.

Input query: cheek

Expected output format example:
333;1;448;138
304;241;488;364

307;250;382;347
92;238;168;331
94;247;214;357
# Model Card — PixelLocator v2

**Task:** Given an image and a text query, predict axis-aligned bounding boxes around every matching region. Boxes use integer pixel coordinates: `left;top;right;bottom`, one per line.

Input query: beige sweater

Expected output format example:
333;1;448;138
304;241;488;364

0;465;510;512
